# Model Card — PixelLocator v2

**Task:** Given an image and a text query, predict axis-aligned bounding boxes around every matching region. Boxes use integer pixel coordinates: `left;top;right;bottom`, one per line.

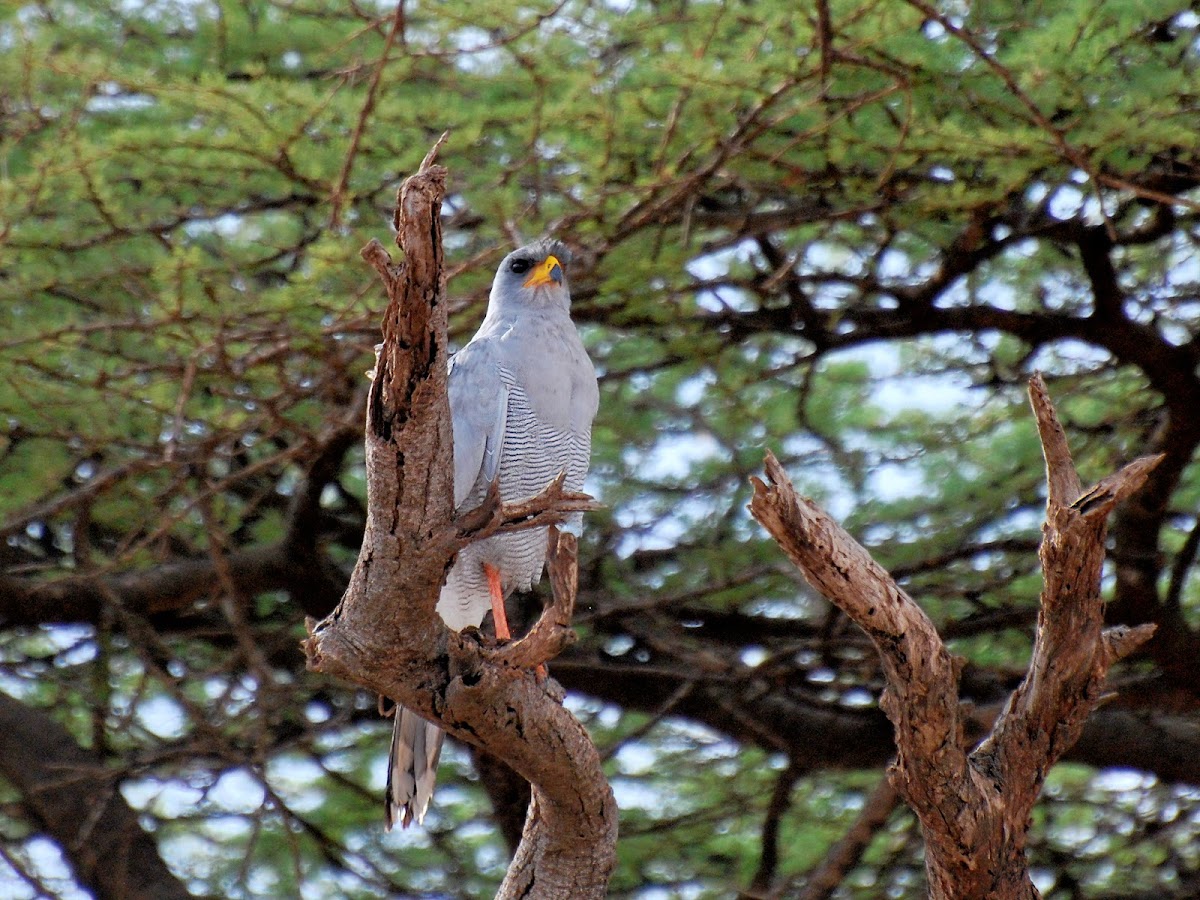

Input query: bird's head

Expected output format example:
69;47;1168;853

490;239;573;311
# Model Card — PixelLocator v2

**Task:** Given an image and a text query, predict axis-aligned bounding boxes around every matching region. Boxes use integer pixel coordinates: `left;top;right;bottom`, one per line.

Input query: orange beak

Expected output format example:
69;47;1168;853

522;255;564;288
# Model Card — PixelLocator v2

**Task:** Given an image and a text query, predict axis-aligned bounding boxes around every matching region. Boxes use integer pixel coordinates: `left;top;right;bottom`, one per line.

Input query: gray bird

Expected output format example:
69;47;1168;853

386;239;599;829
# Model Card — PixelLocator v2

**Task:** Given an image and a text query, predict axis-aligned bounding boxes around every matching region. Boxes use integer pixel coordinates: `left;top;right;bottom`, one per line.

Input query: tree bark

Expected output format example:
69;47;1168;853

0;693;204;900
749;373;1158;900
302;140;616;899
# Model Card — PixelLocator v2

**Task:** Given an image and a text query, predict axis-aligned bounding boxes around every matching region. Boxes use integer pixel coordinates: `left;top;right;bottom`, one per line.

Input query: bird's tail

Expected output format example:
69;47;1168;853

386;705;444;830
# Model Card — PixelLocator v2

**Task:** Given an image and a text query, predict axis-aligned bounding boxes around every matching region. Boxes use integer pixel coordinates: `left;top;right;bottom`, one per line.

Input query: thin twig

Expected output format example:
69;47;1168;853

1166;513;1200;611
328;1;407;228
599;679;695;763
742;760;803;898
795;775;900;900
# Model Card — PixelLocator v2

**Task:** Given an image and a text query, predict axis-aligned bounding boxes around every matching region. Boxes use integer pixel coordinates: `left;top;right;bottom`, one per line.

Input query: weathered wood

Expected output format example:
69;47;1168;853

303;142;616;900
749;373;1159;899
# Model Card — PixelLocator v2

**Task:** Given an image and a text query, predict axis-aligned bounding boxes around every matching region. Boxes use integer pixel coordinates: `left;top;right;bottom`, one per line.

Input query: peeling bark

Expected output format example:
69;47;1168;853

749;373;1159;900
302;142;616;899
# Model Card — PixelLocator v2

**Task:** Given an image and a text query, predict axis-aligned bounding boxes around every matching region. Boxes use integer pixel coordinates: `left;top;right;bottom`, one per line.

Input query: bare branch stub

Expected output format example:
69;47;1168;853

748;452;973;864
749;374;1160;900
377;163;450;441
978;374;1161;818
359;238;398;287
304;157;453;691
1028;371;1082;506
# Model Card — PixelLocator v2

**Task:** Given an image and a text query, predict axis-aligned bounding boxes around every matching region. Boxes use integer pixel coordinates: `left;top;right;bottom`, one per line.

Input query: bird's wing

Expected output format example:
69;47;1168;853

448;341;508;508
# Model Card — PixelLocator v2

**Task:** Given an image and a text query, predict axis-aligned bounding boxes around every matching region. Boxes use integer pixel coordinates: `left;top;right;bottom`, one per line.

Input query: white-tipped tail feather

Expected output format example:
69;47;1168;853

386;706;444;829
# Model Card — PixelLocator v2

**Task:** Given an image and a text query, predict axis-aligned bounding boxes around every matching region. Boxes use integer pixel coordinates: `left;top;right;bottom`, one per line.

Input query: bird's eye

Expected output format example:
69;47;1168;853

509;259;531;275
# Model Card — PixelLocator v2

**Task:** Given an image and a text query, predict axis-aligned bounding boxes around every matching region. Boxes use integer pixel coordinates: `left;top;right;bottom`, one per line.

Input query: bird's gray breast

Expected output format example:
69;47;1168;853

499;316;598;432
475;363;591;593
446;313;596;606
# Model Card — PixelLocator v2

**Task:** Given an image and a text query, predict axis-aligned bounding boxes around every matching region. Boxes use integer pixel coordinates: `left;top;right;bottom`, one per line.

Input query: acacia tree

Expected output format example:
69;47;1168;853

2;1;1200;898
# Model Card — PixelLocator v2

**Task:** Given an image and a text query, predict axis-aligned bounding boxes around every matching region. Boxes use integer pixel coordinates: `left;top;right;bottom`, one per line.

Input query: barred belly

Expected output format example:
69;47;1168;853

436;370;590;631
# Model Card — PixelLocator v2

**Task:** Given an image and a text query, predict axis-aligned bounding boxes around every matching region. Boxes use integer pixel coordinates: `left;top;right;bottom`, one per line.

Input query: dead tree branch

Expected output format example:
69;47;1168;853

303;142;616;899
749;373;1159;900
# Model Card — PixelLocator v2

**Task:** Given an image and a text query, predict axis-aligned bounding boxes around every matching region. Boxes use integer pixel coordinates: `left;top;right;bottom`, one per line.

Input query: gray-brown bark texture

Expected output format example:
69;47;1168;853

302;143;616;899
749;374;1159;900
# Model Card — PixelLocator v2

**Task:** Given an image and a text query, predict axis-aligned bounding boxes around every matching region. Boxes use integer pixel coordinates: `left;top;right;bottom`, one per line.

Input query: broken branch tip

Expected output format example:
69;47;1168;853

420;131;451;172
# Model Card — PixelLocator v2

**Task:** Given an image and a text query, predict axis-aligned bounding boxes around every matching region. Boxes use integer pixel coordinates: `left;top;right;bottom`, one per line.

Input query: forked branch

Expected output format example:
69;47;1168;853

453;471;602;545
484;528;581;671
749;373;1159;900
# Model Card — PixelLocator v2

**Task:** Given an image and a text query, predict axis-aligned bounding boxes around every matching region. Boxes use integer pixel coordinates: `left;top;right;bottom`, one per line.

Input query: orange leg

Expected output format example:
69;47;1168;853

483;563;546;681
484;563;511;641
